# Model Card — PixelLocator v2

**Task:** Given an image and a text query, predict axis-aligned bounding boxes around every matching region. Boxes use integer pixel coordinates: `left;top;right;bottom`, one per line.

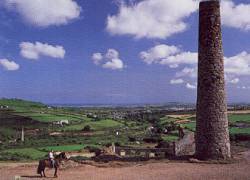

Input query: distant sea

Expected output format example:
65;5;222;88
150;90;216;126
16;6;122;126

48;102;250;108
47;102;196;108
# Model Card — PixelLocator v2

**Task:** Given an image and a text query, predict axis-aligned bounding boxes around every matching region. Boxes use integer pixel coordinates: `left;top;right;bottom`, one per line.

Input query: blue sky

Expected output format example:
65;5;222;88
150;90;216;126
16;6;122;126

0;0;250;104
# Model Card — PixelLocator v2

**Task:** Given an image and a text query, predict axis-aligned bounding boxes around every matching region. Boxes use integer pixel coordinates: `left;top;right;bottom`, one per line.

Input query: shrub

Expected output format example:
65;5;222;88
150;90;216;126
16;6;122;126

82;125;91;132
70;156;90;162
155;141;170;148
0;152;31;161
104;143;112;147
114;142;121;147
143;134;163;143
128;136;136;142
230;134;250;141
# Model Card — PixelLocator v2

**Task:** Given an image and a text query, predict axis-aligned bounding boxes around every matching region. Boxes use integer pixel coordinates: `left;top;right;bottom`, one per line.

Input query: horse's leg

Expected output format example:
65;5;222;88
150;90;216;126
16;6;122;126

39;167;42;178
54;167;58;178
43;168;46;177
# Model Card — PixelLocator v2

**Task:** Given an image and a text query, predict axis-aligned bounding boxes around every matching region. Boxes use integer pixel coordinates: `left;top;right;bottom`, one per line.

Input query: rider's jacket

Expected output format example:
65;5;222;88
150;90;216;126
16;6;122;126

49;152;54;159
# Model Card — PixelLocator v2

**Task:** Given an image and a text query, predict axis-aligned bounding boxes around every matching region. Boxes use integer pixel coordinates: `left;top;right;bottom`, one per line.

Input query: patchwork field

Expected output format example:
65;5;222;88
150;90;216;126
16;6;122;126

0;99;250;161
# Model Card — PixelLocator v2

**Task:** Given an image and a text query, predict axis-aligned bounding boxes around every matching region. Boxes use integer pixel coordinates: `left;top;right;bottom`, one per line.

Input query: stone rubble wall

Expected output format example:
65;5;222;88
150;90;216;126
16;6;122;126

174;132;195;157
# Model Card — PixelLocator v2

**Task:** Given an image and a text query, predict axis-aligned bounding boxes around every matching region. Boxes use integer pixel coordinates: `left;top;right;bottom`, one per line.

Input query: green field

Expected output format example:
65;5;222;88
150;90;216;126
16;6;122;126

15;112;84;122
229;114;250;123
183;122;196;131
1;144;90;160
159;116;177;125
159;113;250;137
1;148;47;160
0;127;16;140
63;119;123;131
38;144;85;152
230;128;250;134
162;134;179;141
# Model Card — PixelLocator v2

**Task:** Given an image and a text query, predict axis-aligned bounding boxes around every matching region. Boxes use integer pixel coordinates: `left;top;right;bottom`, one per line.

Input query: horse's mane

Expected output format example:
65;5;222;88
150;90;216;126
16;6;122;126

55;152;66;159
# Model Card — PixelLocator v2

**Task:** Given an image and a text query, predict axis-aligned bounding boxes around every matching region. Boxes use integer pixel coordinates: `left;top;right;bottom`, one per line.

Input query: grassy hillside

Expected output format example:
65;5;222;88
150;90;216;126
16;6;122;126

0;98;87;123
0;98;45;108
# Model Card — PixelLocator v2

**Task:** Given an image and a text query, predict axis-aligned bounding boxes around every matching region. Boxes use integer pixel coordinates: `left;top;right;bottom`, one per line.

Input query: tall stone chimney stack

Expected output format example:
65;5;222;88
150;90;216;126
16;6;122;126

196;0;231;159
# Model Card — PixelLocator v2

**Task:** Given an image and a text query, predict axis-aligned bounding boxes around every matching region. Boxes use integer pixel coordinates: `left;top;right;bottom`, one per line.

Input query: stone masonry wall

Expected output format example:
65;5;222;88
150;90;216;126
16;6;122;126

196;0;231;159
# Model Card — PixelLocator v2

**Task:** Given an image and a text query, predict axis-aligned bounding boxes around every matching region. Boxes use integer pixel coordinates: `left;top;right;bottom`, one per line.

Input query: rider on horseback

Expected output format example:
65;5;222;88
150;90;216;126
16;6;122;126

48;150;55;168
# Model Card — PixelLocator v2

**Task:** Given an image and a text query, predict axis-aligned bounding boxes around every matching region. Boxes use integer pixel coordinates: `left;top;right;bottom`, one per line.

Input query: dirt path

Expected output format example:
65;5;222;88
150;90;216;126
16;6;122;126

0;151;250;180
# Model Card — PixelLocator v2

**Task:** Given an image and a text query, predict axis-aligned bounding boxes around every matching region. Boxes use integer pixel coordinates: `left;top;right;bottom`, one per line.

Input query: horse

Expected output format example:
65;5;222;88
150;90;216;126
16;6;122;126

37;152;68;178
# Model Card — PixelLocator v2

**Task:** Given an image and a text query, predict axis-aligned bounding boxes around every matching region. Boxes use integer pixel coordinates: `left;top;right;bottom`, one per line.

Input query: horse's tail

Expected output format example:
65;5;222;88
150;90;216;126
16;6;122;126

37;160;43;174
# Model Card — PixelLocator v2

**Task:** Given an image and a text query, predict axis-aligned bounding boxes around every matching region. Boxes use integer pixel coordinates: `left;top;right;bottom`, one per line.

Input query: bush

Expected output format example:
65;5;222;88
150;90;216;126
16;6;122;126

143;134;163;143
128;136;136;142
230;134;250;141
70;156;90;162
71;139;78;143
164;122;178;132
155;141;170;148
104;143;112;147
0;152;31;161
114;142;121;147
82;125;91;132
93;117;101;121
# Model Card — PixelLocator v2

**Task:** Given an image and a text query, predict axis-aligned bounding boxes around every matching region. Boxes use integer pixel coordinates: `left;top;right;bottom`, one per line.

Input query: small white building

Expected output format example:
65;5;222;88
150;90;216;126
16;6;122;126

0;105;9;109
53;120;69;126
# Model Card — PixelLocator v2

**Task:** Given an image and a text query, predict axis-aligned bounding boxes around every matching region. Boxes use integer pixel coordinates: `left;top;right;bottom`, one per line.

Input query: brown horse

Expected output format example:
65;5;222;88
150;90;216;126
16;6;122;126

37;152;68;178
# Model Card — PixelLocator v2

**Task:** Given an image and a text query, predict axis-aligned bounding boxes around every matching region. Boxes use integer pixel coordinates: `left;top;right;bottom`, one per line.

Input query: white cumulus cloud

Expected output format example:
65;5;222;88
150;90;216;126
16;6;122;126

20;42;65;60
140;43;250;89
4;0;81;27
172;51;250;78
173;51;250;82
221;0;250;31
106;0;250;39
224;51;250;76
140;45;250;79
140;44;197;68
92;53;103;65
170;79;184;85
102;58;124;70
237;86;250;90
176;67;197;78
0;59;19;71
140;44;180;65
186;83;196;90
228;78;240;84
106;0;198;39
91;49;124;70
159;51;198;67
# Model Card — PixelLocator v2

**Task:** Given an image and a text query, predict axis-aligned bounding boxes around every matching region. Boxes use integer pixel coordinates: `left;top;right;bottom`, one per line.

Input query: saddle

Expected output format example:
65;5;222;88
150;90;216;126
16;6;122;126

48;159;55;168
